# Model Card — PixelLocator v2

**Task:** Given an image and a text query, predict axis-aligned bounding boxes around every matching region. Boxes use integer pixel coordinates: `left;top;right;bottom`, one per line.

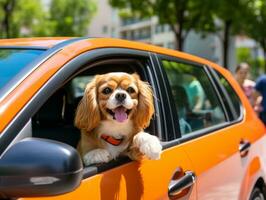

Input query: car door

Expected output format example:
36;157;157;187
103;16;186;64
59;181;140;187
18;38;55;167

157;54;251;200
18;48;197;200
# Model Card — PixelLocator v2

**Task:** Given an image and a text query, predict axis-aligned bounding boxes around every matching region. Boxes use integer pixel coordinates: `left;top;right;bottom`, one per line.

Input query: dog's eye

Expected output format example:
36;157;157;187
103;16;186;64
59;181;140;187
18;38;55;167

127;87;135;94
102;87;113;94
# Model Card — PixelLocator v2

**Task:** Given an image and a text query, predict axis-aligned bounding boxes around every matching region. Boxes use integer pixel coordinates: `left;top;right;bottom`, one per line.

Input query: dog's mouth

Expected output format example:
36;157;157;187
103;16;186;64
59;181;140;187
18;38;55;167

107;106;131;123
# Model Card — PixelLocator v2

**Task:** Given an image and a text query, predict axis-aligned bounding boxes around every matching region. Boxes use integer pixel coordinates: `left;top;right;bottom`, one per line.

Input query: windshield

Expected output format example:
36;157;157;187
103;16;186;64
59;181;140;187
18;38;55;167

0;49;45;90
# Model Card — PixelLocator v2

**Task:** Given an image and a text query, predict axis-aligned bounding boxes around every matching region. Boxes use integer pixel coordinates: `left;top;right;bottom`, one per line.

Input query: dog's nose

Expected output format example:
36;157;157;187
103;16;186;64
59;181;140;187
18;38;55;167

115;92;126;102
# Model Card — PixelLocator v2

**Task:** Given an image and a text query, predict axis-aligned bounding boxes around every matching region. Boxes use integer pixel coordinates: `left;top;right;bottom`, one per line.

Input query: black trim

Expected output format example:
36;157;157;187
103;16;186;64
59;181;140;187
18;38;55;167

151;53;178;141
208;67;244;122
0;47;162;179
0;37;85;101
203;65;230;121
146;54;164;140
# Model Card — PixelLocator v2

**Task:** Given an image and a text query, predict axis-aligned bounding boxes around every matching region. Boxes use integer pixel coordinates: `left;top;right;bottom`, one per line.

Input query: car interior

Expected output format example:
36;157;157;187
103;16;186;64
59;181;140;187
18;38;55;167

164;60;226;135
31;58;158;151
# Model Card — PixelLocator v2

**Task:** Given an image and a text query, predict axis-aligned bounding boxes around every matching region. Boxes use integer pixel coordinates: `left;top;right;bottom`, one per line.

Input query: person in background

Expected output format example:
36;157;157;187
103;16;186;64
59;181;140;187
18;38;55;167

183;75;205;112
235;62;256;106
254;75;266;125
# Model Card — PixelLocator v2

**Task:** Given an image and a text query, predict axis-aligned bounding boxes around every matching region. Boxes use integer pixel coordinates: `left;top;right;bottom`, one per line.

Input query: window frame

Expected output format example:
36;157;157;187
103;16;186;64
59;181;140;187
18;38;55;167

208;67;244;123
154;53;234;146
0;47;166;179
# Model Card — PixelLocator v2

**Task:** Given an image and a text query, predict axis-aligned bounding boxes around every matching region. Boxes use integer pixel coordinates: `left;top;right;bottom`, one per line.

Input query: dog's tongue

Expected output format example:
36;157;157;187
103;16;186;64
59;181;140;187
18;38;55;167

114;107;127;122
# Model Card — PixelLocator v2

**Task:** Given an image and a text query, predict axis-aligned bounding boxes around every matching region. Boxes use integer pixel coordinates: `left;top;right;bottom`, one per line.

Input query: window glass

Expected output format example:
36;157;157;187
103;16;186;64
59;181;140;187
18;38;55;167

71;76;93;98
0;49;44;89
162;59;226;135
216;72;242;119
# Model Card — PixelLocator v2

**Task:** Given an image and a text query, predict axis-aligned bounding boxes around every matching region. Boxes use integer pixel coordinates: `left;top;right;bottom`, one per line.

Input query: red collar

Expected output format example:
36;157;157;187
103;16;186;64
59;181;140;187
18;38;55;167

101;134;123;146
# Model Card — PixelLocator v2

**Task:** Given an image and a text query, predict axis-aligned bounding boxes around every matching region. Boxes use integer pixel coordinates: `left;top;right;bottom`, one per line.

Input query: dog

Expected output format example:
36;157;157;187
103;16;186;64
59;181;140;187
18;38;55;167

74;72;162;166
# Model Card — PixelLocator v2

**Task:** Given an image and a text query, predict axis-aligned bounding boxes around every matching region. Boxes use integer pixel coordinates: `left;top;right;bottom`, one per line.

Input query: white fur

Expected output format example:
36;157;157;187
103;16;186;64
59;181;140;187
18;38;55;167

133;131;162;160
106;88;135;110
83;149;112;165
99;120;134;137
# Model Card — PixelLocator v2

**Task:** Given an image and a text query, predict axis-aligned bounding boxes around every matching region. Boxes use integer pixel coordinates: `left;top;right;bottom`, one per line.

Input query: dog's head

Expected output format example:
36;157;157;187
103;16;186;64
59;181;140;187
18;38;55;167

75;72;154;132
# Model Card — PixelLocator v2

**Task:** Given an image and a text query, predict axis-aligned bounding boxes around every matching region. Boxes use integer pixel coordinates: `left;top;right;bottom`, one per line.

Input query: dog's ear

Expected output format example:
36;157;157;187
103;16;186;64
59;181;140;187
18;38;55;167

74;77;101;132
133;74;155;129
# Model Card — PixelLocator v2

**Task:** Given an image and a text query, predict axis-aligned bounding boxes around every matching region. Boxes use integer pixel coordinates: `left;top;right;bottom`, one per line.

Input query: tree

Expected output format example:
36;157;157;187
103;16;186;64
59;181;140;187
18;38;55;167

110;0;212;50
49;0;97;36
0;0;47;38
0;0;97;38
110;0;253;69
243;0;266;72
208;0;250;68
0;0;16;38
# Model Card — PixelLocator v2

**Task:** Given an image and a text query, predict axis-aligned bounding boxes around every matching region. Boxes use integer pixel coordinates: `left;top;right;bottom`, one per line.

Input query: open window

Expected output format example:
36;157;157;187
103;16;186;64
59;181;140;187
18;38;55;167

31;55;159;170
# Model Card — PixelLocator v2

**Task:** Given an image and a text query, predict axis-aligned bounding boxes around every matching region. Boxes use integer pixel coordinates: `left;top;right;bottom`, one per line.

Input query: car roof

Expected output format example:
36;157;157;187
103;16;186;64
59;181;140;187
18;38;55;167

0;37;72;48
0;37;212;66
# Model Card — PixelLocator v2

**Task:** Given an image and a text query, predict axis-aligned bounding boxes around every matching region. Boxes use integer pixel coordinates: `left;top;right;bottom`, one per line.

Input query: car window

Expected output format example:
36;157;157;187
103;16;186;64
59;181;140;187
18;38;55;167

0;49;44;90
216;71;242;120
31;57;158;151
161;59;226;136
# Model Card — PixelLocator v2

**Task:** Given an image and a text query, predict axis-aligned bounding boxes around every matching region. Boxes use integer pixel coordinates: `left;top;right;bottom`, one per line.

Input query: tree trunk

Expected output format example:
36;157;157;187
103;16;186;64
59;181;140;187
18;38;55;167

223;20;232;69
2;0;16;38
174;31;184;51
172;2;186;51
177;17;183;50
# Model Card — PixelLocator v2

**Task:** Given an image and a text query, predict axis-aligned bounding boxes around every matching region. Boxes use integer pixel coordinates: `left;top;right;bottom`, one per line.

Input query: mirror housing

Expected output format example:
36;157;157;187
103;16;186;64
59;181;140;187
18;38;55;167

0;138;83;198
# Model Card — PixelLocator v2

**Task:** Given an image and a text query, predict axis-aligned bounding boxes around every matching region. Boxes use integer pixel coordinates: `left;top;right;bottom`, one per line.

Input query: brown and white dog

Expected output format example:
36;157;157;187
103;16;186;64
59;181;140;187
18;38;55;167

74;72;162;166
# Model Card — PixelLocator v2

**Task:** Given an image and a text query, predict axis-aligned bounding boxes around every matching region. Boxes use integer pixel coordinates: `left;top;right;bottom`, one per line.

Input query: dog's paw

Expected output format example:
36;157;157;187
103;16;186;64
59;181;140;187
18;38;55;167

133;132;162;160
83;149;112;166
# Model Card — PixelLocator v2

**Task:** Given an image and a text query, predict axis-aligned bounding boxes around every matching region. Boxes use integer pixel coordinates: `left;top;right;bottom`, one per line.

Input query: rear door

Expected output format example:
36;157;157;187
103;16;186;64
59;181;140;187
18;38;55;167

20;48;197;200
157;54;250;200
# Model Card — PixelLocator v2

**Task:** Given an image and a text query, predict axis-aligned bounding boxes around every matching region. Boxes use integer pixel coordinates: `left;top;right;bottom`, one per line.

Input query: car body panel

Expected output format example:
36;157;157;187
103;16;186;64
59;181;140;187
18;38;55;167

21;147;196;200
183;120;266;199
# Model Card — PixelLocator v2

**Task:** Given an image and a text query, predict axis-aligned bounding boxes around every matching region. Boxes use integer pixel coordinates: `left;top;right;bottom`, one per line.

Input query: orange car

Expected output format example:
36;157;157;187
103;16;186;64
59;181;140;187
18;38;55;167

0;37;265;200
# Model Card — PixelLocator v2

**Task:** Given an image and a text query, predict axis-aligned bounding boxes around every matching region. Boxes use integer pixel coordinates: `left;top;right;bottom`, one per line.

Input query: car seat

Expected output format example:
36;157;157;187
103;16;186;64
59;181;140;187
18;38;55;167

32;89;80;148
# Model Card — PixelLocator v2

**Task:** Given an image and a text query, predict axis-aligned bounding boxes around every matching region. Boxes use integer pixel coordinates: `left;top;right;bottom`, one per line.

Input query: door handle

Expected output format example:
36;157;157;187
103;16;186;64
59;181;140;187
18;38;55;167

239;140;251;158
168;168;196;199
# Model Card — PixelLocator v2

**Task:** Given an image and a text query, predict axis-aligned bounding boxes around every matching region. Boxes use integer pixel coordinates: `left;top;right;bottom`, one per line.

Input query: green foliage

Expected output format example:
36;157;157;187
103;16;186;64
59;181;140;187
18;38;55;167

249;58;265;78
110;0;215;50
0;0;52;38
244;1;266;46
236;47;264;78
0;0;97;38
13;0;51;37
239;0;266;71
236;47;252;64
109;0;256;67
49;0;97;36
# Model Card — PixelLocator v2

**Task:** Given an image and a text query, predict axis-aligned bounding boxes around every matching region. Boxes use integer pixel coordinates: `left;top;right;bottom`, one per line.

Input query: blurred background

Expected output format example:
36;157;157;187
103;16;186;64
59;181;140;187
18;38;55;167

0;0;265;77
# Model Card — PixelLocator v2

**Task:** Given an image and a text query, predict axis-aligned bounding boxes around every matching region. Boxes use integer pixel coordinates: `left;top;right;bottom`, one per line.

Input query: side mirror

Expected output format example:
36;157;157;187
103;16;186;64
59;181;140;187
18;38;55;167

0;138;83;198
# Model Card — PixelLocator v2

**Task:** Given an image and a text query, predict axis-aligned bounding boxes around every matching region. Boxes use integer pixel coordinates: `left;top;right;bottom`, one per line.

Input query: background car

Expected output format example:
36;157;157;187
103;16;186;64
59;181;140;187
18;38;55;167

0;37;266;200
